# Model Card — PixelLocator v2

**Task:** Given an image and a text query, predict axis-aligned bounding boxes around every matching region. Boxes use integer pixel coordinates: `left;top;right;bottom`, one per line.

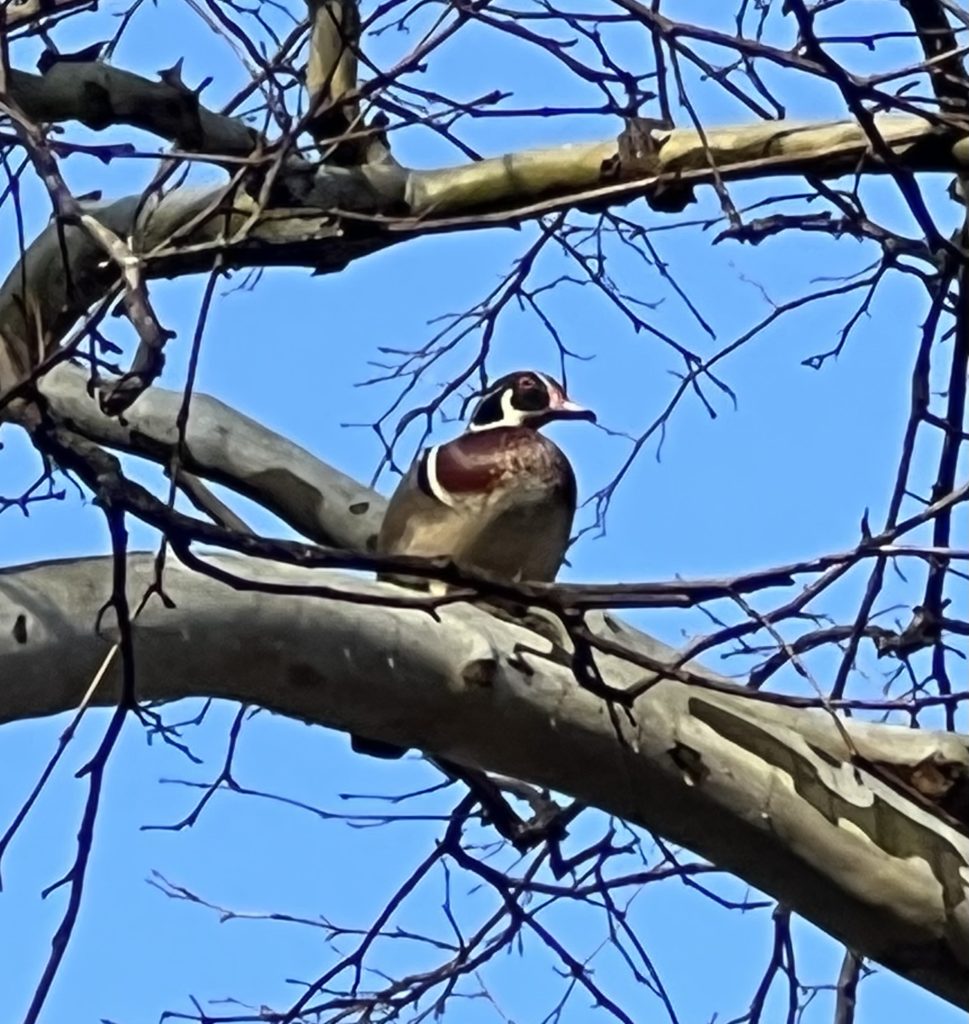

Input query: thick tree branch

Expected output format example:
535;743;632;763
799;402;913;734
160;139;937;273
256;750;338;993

43;365;969;631
2;113;966;402
37;362;380;551
0;553;966;1008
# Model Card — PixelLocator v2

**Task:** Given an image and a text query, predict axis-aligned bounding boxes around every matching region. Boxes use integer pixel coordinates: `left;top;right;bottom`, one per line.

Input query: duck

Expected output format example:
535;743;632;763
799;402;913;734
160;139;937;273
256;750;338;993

377;369;596;582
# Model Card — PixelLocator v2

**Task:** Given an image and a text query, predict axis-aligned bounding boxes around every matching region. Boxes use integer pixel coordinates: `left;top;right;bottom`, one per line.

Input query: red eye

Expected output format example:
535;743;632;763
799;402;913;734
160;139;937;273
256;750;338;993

520;377;537;389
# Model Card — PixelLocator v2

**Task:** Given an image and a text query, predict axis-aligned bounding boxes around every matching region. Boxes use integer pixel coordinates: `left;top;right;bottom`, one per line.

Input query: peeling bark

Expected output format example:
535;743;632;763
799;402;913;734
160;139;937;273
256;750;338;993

19;364;969;1006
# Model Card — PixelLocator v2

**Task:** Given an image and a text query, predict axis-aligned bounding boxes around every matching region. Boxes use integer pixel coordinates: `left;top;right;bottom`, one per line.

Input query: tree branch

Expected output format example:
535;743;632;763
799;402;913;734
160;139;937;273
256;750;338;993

2;113;966;403
37;362;381;550
0;553;966;1008
6;61;261;158
0;0;93;33
305;0;361;150
900;0;969;116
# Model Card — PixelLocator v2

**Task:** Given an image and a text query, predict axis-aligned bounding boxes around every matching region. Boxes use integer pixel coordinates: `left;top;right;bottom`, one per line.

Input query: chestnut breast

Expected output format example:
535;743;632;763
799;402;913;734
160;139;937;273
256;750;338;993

429;428;576;510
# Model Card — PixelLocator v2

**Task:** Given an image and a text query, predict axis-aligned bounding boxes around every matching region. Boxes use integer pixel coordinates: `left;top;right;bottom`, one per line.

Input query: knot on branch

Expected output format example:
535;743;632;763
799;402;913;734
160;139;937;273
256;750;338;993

599;117;695;213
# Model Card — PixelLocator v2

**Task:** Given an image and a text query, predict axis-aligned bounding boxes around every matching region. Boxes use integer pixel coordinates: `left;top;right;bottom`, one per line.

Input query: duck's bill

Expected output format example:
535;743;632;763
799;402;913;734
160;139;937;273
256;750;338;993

551;398;597;423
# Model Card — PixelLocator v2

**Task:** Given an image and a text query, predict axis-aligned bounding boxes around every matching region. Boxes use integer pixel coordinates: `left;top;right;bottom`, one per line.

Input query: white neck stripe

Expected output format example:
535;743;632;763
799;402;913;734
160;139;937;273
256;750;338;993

423;445;458;507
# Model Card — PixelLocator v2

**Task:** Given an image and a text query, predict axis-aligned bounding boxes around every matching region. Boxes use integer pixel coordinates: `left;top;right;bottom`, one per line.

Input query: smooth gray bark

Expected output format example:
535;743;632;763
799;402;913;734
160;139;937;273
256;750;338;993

39;363;379;551
17;366;969;1007
0;553;966;1008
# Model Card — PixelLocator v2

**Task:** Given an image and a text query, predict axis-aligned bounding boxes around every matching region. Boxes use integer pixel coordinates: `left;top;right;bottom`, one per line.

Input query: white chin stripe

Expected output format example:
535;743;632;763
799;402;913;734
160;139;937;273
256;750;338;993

424;445;458;507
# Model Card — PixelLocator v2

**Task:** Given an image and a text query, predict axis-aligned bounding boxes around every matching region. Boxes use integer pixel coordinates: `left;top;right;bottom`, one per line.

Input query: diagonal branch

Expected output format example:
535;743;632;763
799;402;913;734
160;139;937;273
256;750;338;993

6;61;262;158
1;95;174;414
38;362;380;551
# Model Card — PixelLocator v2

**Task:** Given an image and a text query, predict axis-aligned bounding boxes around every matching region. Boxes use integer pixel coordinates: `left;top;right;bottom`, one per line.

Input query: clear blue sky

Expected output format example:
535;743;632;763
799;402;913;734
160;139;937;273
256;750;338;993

1;2;965;1022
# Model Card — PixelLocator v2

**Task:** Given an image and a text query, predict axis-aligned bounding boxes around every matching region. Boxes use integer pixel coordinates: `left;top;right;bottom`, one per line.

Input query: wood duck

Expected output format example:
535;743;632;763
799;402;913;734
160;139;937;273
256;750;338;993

378;370;596;582
352;370;595;758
